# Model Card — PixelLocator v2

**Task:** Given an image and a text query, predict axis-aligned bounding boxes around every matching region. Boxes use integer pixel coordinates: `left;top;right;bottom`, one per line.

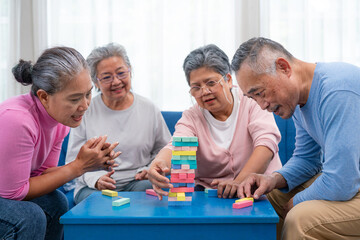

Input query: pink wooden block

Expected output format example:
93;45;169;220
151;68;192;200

171;187;194;193
181;165;190;169
182;146;190;151
172;146;183;151
168;197;177;201
146;189;157;196
171;173;179;178
187;173;195;178
179;173;187;179
171;177;194;183
171;169;195;174
185;196;192;201
232;200;253;209
189;147;198;151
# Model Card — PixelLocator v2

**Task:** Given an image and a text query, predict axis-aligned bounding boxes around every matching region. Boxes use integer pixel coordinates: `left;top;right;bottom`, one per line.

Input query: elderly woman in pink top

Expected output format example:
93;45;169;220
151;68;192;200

148;44;282;199
0;47;120;240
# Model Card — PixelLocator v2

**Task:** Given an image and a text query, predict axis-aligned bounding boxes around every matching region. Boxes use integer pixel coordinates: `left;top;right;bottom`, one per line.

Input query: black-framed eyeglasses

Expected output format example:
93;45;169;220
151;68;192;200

96;69;130;84
189;76;224;98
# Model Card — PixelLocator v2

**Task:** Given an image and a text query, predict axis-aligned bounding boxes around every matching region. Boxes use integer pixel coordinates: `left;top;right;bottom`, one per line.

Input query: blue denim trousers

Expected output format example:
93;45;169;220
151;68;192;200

0;190;68;240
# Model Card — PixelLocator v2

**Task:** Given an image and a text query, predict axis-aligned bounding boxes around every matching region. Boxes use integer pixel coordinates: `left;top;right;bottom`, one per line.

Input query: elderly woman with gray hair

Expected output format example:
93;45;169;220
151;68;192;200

0;47;120;239
148;44;282;199
65;43;171;204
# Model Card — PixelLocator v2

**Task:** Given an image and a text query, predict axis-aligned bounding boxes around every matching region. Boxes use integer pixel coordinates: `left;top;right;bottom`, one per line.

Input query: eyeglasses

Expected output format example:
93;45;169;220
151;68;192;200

96;69;130;84
189;76;224;98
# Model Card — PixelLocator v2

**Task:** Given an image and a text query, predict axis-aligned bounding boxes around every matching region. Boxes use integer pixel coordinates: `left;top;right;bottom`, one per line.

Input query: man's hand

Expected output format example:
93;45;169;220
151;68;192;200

237;173;282;199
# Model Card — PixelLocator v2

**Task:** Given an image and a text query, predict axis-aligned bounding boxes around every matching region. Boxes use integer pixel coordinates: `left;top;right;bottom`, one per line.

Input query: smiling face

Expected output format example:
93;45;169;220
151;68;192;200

236;62;299;119
189;67;233;117
95;56;132;107
38;69;93;127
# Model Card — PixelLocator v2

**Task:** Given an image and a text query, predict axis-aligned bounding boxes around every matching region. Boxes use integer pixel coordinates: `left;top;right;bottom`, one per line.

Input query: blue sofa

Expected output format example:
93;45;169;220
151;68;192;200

58;111;295;209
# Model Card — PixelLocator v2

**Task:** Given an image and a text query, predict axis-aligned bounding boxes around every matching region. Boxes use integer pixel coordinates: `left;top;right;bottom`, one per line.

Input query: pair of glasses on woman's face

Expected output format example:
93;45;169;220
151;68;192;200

97;69;130;85
189;76;224;98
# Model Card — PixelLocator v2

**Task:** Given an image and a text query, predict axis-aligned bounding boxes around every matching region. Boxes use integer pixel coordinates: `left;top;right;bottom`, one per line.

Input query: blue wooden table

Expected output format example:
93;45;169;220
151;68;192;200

60;191;278;240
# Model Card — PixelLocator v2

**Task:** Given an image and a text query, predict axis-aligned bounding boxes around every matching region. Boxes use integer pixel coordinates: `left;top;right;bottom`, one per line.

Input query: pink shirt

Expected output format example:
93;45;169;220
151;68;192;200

0;93;69;200
166;89;282;188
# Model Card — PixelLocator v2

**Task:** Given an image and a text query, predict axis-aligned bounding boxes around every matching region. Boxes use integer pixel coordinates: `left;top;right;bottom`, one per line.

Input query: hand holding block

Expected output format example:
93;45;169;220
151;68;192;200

102;189;118;197
233;200;253;209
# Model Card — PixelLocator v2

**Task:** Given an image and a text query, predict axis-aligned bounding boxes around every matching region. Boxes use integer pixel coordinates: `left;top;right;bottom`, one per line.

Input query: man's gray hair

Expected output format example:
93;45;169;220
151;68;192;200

86;42;132;85
231;37;294;75
183;44;231;85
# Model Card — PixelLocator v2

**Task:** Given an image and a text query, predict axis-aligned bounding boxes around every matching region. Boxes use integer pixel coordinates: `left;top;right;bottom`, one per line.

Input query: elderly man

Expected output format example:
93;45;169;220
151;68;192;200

231;37;360;239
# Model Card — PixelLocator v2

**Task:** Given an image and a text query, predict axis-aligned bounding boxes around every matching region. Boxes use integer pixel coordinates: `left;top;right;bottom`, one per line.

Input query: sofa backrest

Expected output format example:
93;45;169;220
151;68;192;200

58;111;296;167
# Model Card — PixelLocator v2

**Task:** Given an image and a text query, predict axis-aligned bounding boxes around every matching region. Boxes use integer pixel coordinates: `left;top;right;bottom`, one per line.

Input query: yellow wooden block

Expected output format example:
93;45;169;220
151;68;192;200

177;196;186;201
102;189;118;197
235;197;254;203
172;151;196;156
168;190;177;197
177;192;185;197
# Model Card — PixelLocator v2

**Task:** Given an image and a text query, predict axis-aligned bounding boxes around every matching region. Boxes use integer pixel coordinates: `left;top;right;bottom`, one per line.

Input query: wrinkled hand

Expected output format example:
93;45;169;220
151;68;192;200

237;173;277;199
211;179;242;199
75;135;121;174
135;170;148;180
95;169;116;190
148;158;172;200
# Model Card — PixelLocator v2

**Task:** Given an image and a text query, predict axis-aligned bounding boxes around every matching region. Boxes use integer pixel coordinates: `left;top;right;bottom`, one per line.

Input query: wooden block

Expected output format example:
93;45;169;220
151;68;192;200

112;197;130;207
205;188;218;197
235;197;254;203
233;200;253;209
172;136;183;142
179;173;187;179
187;173;195;178
168;191;177;197
170;177;194;183
168;197;177;201
102;189;118;197
171;164;181;169
186;183;195;188
171;173;179;178
171;169;195;174
171;159;197;165
181;136;198;142
171;187;194;193
172;141;199;147
145;189;157;196
172;150;196;156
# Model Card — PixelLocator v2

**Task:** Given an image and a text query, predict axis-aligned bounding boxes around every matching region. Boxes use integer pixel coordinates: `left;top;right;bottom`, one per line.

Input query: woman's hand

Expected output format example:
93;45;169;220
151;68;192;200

135;170;148;180
73;135;121;176
148;158;172;200
95;169;116;190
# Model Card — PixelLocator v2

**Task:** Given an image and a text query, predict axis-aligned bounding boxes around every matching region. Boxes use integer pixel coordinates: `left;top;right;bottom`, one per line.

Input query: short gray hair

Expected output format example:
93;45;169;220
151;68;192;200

12;47;88;96
86;43;132;85
183;44;231;85
231;37;294;75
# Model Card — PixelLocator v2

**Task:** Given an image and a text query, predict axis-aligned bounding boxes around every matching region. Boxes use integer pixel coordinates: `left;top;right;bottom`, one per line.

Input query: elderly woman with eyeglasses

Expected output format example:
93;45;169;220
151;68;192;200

65;43;171;204
148;44;282;199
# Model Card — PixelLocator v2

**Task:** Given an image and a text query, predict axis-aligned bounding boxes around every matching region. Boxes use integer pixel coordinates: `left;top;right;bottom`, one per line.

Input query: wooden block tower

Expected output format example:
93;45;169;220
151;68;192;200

168;136;198;206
